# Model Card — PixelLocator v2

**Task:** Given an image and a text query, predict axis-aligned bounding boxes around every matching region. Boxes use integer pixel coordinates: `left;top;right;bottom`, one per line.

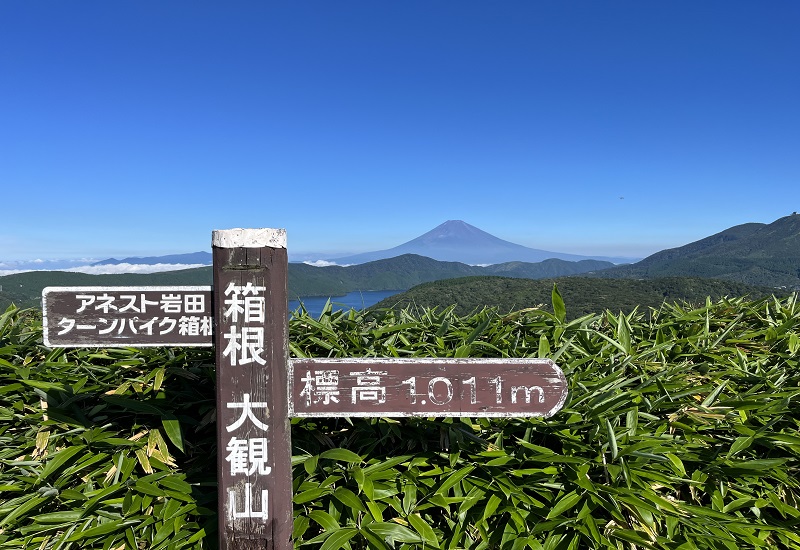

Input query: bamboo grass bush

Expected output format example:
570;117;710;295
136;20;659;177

1;288;799;549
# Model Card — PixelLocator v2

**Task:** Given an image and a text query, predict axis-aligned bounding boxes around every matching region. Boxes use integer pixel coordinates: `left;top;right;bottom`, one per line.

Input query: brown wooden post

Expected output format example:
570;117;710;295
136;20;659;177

213;229;292;550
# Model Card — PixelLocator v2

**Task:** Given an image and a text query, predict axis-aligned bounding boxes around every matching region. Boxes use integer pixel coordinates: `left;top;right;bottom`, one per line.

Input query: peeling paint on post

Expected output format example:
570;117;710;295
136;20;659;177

213;228;292;550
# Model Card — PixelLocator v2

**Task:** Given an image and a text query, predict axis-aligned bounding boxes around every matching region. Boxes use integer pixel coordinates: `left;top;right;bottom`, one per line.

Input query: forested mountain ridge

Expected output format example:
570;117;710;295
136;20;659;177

289;255;615;296
593;214;800;287
0;268;214;311
370;276;776;318
4;214;798;313
0;254;613;310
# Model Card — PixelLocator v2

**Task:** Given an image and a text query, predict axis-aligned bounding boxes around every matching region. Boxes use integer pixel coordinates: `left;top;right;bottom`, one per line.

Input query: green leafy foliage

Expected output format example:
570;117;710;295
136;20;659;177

2;291;800;548
0;307;217;549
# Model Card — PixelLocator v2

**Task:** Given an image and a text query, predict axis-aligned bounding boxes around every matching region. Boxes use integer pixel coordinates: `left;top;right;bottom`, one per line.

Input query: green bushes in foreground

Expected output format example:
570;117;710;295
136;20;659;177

1;291;800;549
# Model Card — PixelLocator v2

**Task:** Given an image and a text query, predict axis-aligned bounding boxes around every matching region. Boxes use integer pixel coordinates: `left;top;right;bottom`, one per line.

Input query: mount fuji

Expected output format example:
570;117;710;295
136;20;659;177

329;220;632;265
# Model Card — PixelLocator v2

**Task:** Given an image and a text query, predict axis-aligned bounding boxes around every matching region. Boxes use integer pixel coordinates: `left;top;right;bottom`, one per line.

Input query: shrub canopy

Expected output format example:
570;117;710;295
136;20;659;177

1;292;799;549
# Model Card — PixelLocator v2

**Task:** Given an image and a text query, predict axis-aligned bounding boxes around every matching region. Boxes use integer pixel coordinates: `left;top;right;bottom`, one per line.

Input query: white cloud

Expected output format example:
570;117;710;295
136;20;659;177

303;260;352;267
0;263;208;277
0;258;101;271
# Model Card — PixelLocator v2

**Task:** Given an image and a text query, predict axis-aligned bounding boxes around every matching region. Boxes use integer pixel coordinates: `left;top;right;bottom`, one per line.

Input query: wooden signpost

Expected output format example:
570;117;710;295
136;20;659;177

212;229;293;549
290;358;566;418
41;228;568;550
42;286;213;347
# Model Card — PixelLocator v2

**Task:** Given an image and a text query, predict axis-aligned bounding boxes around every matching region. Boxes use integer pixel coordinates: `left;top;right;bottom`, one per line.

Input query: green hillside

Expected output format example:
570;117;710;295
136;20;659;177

483;258;613;278
594;214;800;287
0;268;213;310
371;275;775;317
288;254;480;296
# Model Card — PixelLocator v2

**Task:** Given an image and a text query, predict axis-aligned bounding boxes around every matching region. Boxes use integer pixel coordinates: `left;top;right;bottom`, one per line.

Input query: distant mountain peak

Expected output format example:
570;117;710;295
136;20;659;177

410;220;505;246
93;251;212;266
330;221;631;265
438;219;474;230
593;214;800;288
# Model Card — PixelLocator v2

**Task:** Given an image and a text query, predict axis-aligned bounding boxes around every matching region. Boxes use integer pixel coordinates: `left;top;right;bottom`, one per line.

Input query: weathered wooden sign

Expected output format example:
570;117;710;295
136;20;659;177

42;286;212;347
290;358;566;418
41;228;569;550
212;229;293;549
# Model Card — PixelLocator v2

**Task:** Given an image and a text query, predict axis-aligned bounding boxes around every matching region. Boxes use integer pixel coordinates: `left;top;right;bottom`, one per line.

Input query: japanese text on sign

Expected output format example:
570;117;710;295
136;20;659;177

224;393;271;520
216;278;274;523
289;358;567;418
42;287;213;347
222;282;267;366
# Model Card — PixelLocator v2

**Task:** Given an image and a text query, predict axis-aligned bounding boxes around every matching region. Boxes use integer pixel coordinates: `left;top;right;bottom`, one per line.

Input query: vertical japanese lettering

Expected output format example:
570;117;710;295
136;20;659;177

228;484;268;521
226;394;269;432
222;283;267;366
212;228;291;544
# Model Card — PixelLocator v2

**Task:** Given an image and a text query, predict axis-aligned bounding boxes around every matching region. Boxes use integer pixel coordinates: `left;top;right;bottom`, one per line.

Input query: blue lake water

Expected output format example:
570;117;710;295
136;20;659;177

289;290;402;318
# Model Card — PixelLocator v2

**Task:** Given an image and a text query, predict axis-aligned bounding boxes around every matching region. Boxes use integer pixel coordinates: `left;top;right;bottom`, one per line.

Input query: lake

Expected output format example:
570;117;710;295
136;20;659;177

289;289;402;318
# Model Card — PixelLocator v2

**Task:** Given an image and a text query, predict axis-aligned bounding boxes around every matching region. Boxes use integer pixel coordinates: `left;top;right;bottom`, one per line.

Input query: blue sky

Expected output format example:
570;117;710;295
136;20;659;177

2;1;798;265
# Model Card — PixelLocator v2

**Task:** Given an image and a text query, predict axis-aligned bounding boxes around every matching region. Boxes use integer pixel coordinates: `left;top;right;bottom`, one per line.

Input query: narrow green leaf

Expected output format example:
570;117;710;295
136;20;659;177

538;334;551;357
39;445;85;481
363;455;413;475
320;448;363;463
435;465;475;496
152;518;176;546
66;519;134;541
547;490;582;519
701;381;728;407
552;284;566;323
32;511;83;524
465;316;492;345
482;493;503;522
609;528;659;550
728;436;753;457
309;510;341;532
319;527;358;550
366;522;423;543
304;454;319;475
606;419;618;460
366;501;384;522
0;495;48;528
408;513;440;548
333;487;366;512
616;315;631;354
161;417;184;453
294;488;331;504
789;332;799;354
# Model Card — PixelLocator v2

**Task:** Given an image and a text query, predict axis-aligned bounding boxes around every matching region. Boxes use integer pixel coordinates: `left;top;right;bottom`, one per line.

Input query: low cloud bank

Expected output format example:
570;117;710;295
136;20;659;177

0;258;99;271
303;260;352;268
0;263;208;276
